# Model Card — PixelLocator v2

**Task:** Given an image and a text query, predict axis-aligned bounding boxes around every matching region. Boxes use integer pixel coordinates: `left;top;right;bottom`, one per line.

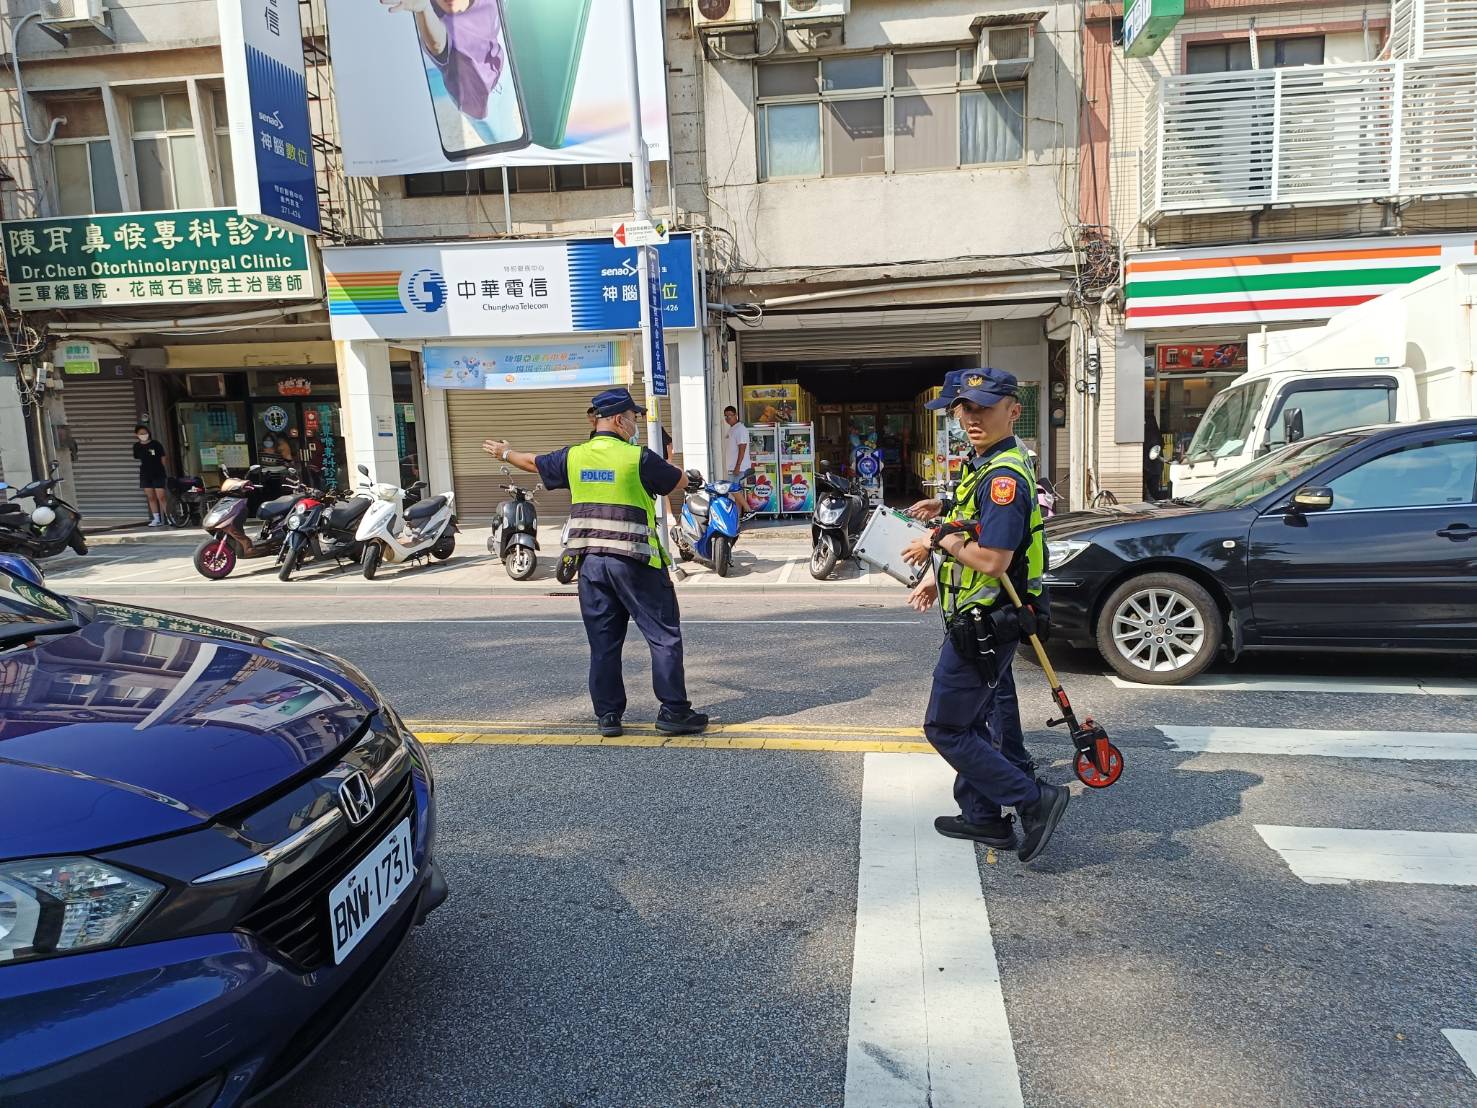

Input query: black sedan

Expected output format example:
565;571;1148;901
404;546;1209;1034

1044;419;1477;684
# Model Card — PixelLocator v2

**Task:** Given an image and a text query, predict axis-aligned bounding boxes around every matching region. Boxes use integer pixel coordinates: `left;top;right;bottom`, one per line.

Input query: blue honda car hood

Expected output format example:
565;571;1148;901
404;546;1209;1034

0;602;375;858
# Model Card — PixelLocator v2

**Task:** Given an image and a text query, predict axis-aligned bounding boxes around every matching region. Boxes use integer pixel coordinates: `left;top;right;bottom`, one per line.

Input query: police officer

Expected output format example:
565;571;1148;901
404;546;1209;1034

483;388;708;738
901;368;1069;863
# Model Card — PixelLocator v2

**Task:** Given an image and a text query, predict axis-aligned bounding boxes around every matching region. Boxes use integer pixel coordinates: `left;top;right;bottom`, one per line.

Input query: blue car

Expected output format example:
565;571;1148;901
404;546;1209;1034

0;560;445;1106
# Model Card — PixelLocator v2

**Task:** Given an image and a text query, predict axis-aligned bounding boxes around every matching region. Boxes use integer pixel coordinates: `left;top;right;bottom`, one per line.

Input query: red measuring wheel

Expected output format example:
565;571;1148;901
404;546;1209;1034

1074;740;1125;788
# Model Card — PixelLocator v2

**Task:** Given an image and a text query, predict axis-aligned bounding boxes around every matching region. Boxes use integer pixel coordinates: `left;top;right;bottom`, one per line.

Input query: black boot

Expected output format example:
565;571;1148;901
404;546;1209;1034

1017;781;1070;863
598;713;623;738
934;813;1016;848
656;707;709;735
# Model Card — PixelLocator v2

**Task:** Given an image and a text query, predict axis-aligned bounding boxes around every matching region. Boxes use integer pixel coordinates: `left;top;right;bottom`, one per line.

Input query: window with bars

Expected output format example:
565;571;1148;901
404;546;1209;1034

49;95;122;216
404;163;634;197
756;48;1026;181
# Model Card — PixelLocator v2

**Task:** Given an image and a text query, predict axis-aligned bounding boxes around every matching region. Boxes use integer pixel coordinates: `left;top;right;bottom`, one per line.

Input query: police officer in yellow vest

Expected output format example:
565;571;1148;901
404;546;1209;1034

483;388;708;738
901;369;1070;863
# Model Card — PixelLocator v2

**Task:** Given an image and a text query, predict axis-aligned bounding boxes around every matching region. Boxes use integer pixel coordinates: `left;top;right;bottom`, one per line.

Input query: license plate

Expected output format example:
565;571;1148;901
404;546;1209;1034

327;817;414;964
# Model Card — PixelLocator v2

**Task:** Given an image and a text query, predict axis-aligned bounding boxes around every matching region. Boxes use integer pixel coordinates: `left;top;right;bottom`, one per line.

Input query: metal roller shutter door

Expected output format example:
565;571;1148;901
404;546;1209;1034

62;377;146;518
739;323;982;362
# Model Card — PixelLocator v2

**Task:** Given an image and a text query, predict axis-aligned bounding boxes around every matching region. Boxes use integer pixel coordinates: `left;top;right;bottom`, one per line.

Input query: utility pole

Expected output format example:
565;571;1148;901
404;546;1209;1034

618;0;671;553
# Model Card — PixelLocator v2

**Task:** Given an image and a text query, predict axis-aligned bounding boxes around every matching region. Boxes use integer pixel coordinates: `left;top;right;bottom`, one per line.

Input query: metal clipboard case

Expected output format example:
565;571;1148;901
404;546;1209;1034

854;506;929;587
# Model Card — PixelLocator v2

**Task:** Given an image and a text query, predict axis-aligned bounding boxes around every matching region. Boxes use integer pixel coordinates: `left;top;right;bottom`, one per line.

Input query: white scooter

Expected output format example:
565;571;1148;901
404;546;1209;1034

351;464;458;580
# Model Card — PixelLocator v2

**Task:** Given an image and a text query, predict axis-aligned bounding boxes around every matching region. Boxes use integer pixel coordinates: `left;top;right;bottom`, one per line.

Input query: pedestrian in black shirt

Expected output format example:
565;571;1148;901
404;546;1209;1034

133;424;168;527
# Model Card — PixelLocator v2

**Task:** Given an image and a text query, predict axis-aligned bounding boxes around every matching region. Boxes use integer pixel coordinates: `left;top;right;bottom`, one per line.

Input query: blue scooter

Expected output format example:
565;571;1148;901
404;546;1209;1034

671;467;750;578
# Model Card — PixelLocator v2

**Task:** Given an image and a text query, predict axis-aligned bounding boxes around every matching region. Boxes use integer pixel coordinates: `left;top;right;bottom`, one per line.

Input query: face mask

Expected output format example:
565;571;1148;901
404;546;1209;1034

626;418;640;446
136;434;149;442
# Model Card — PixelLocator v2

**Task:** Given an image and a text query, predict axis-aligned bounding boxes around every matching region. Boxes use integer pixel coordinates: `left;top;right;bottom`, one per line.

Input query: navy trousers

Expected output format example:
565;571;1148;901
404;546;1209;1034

923;638;1041;824
578;554;690;718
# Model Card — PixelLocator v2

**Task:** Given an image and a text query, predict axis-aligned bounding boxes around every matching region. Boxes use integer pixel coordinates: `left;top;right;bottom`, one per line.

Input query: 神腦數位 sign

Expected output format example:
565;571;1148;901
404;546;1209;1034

423;340;632;391
1;210;317;311
218;0;320;234
323;233;697;341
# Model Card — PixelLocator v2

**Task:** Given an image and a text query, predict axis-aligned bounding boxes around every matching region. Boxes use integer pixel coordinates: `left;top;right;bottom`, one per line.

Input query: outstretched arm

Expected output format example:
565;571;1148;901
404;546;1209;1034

483;439;539;475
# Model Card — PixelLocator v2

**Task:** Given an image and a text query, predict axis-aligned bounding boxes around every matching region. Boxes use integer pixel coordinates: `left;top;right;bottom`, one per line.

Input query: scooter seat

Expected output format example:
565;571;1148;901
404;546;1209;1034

258;496;297;520
406;495;447;521
328;498;370;529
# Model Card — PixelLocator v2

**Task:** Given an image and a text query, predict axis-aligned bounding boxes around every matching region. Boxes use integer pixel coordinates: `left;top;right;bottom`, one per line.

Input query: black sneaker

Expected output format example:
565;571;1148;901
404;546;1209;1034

934;813;1016;849
598;713;623;738
656;708;709;735
1017;781;1070;863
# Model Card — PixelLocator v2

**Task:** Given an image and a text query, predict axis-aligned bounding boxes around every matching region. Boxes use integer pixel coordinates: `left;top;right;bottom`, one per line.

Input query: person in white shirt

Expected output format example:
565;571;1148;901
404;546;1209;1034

723;405;748;480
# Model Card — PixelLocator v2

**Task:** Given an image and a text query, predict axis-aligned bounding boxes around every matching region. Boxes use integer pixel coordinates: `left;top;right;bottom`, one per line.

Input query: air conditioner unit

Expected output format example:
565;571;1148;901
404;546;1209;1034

692;0;757;32
39;0;111;38
185;374;227;399
974;23;1036;83
781;0;849;23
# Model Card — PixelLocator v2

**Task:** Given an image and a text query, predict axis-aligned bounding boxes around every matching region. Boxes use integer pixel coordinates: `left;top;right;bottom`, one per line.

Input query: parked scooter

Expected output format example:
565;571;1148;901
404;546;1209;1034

486;470;541;581
353;464;457;580
276;485;376;582
0;463;89;560
165;474;208;528
809;461;871;579
555;518;580;585
671;468;749;578
192;465;301;580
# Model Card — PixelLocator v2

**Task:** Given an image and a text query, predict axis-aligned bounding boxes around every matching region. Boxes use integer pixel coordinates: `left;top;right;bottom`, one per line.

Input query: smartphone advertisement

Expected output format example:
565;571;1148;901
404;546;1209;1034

325;0;670;174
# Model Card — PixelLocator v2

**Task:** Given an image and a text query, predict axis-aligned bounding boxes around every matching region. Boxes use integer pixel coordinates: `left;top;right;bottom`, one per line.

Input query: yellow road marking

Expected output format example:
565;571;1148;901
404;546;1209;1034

413;729;930;754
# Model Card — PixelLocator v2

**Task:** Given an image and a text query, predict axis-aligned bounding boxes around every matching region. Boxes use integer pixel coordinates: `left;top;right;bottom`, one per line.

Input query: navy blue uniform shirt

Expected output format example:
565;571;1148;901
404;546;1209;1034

968;438;1030;553
537;431;684;497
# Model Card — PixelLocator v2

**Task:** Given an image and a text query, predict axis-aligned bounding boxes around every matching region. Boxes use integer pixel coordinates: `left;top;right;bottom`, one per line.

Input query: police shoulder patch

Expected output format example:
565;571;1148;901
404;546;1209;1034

990;475;1017;505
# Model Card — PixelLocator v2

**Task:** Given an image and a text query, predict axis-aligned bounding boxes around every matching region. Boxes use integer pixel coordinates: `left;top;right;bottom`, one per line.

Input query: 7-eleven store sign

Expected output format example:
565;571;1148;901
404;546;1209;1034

1123;234;1477;329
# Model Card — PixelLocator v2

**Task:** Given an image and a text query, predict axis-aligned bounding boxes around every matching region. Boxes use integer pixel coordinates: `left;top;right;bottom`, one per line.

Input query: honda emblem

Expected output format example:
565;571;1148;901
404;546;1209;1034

337;770;376;826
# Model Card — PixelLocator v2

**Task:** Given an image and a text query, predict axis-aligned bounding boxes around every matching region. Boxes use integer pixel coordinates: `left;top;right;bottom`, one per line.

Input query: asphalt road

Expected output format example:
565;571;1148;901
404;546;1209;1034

72;589;1477;1107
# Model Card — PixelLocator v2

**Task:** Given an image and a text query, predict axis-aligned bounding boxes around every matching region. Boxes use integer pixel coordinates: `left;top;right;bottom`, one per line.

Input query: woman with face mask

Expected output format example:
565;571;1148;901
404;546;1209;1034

133;423;169;527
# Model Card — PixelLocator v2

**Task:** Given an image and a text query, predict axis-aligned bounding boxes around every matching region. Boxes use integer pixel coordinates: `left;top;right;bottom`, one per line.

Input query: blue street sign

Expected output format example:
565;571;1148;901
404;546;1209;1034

645;244;667;397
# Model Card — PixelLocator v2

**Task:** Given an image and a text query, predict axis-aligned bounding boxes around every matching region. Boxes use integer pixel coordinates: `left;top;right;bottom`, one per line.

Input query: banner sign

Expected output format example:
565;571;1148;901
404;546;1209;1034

1;210;318;310
1123;0;1184;58
218;0;320;234
424;339;632;391
1156;343;1247;373
324;0;669;176
324;232;696;340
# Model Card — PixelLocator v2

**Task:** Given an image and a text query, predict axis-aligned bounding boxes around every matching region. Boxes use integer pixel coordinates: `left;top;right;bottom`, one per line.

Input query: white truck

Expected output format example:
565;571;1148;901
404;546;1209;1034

1170;262;1477;497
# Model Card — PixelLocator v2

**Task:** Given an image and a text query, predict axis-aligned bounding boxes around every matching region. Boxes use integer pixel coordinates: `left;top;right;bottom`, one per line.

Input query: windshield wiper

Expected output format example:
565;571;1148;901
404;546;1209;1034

0;620;81;651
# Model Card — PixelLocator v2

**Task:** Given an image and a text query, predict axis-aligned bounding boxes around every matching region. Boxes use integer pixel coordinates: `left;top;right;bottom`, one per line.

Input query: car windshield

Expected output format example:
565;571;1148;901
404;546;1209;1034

1184;378;1270;462
0;570;73;629
1188;433;1364;509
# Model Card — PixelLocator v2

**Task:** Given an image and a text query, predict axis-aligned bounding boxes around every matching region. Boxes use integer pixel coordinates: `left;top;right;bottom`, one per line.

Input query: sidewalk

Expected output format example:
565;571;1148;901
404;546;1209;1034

41;522;904;597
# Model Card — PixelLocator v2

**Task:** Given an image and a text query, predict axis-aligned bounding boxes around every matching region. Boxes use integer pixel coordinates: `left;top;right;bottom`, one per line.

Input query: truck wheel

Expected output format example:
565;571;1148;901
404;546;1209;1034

361;542;382;580
810;534;839;580
1094;572;1221;685
712;536;732;578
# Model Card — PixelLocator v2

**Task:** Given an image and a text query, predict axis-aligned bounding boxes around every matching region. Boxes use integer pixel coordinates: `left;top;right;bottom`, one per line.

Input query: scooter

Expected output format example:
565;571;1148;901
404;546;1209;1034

276;486;376;582
0;463;89;560
486;469;541;581
671;468;748;578
353;464;457;580
810;461;871;579
555;518;580;585
192;465;302;580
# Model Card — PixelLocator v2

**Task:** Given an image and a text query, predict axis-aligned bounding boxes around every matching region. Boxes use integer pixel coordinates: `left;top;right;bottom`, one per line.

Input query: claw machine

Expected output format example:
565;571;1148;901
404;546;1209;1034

746;424;780;516
742;383;809;427
779;423;816;515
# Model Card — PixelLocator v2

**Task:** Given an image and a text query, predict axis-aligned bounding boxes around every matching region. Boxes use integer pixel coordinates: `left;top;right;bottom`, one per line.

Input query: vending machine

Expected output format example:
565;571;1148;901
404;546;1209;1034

742;384;809;427
778;423;816;515
746;424;780;515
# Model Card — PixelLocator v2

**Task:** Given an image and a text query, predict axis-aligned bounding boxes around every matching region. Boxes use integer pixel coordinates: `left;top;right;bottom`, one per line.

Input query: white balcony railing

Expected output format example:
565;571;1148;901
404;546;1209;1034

1142;57;1477;222
1388;0;1477;57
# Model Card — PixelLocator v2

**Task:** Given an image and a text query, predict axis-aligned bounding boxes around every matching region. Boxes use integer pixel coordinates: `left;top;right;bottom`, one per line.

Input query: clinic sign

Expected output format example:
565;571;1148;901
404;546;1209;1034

1123;0;1183;58
1;210;318;310
323;233;697;341
218;0;319;234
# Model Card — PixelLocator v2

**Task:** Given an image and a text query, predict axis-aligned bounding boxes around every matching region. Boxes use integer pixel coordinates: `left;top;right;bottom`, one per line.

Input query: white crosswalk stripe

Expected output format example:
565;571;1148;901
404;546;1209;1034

1255;826;1477;886
1111;673;1477;696
1162;726;1477;761
1443;1030;1477;1080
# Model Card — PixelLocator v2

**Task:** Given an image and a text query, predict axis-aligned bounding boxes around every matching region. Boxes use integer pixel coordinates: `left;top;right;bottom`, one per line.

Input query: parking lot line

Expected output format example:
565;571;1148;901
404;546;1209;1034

1255;826;1477;886
844;752;1023;1108
1162;726;1477;761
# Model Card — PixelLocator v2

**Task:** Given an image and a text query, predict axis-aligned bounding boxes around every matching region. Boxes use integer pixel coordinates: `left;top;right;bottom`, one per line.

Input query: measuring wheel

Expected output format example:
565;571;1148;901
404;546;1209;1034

1074;741;1124;789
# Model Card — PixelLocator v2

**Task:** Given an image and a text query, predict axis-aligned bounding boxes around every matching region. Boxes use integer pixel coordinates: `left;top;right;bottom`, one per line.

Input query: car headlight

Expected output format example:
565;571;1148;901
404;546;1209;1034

816;503;845;524
1046;538;1091;571
0;858;163;964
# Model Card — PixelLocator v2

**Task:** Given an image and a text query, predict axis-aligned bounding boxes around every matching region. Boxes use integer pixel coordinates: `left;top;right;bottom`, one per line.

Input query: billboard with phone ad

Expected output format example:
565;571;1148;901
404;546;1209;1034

324;0;670;175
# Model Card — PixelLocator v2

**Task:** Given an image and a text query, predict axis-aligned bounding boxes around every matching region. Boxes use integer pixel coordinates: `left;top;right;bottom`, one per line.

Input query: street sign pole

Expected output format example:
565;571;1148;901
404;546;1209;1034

619;0;671;555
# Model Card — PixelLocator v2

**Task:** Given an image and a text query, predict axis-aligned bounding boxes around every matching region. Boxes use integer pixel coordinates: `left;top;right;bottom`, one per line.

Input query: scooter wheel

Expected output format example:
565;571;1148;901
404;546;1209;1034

193;536;236;580
506;546;537;581
1074;743;1124;788
555;555;579;585
431;534;455;560
361;542;382;580
810;534;839;580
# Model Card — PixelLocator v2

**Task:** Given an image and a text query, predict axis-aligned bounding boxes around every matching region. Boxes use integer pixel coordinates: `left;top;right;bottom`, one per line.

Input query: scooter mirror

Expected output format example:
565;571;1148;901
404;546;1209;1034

357;464;370;477
818;460;830;472
500;466;511;476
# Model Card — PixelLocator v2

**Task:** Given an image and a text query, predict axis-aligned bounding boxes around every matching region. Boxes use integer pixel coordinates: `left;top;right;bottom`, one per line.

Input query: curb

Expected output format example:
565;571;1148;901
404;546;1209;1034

74;582;899;599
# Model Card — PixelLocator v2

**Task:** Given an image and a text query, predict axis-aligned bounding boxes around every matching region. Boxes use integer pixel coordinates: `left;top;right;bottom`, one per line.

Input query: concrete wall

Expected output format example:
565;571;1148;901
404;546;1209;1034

700;0;1080;273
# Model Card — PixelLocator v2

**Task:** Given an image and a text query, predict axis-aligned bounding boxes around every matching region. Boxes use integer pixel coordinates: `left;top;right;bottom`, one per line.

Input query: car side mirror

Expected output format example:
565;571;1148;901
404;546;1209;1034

1291;486;1333;512
1283;406;1305;444
357;463;370;477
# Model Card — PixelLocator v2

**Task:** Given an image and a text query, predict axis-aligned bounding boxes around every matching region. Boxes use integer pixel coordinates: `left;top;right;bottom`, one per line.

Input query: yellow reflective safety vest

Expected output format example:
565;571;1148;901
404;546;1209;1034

937;442;1045;620
565;436;667;569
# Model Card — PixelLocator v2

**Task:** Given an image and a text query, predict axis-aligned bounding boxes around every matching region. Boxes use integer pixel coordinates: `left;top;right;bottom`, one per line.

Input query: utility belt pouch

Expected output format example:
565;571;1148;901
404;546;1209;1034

947;608;1000;685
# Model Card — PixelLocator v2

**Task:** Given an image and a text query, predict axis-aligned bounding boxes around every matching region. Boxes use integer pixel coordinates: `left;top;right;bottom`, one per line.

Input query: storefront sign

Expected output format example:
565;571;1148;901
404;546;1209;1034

60;340;100;375
218;0;319;234
1156;343;1247;373
1124;234;1477;329
276;376;313;397
1;209;317;311
423;340;633;391
324;234;697;341
1123;0;1183;58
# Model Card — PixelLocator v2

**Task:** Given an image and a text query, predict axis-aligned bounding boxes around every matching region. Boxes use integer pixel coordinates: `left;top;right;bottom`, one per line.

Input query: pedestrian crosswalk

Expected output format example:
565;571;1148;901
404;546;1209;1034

1161;725;1477;760
1254;826;1477;886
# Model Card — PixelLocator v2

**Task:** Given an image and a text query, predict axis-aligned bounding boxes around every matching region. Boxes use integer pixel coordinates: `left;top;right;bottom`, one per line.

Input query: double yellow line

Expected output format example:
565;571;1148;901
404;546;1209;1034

409;719;931;754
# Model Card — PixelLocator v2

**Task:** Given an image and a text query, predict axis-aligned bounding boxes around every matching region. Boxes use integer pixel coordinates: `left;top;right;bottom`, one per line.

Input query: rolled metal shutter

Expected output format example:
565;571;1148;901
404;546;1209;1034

61;376;146;518
739;322;982;362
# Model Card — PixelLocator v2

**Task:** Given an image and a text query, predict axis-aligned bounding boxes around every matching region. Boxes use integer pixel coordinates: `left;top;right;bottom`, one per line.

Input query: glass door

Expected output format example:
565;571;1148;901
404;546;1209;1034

175;402;248;488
